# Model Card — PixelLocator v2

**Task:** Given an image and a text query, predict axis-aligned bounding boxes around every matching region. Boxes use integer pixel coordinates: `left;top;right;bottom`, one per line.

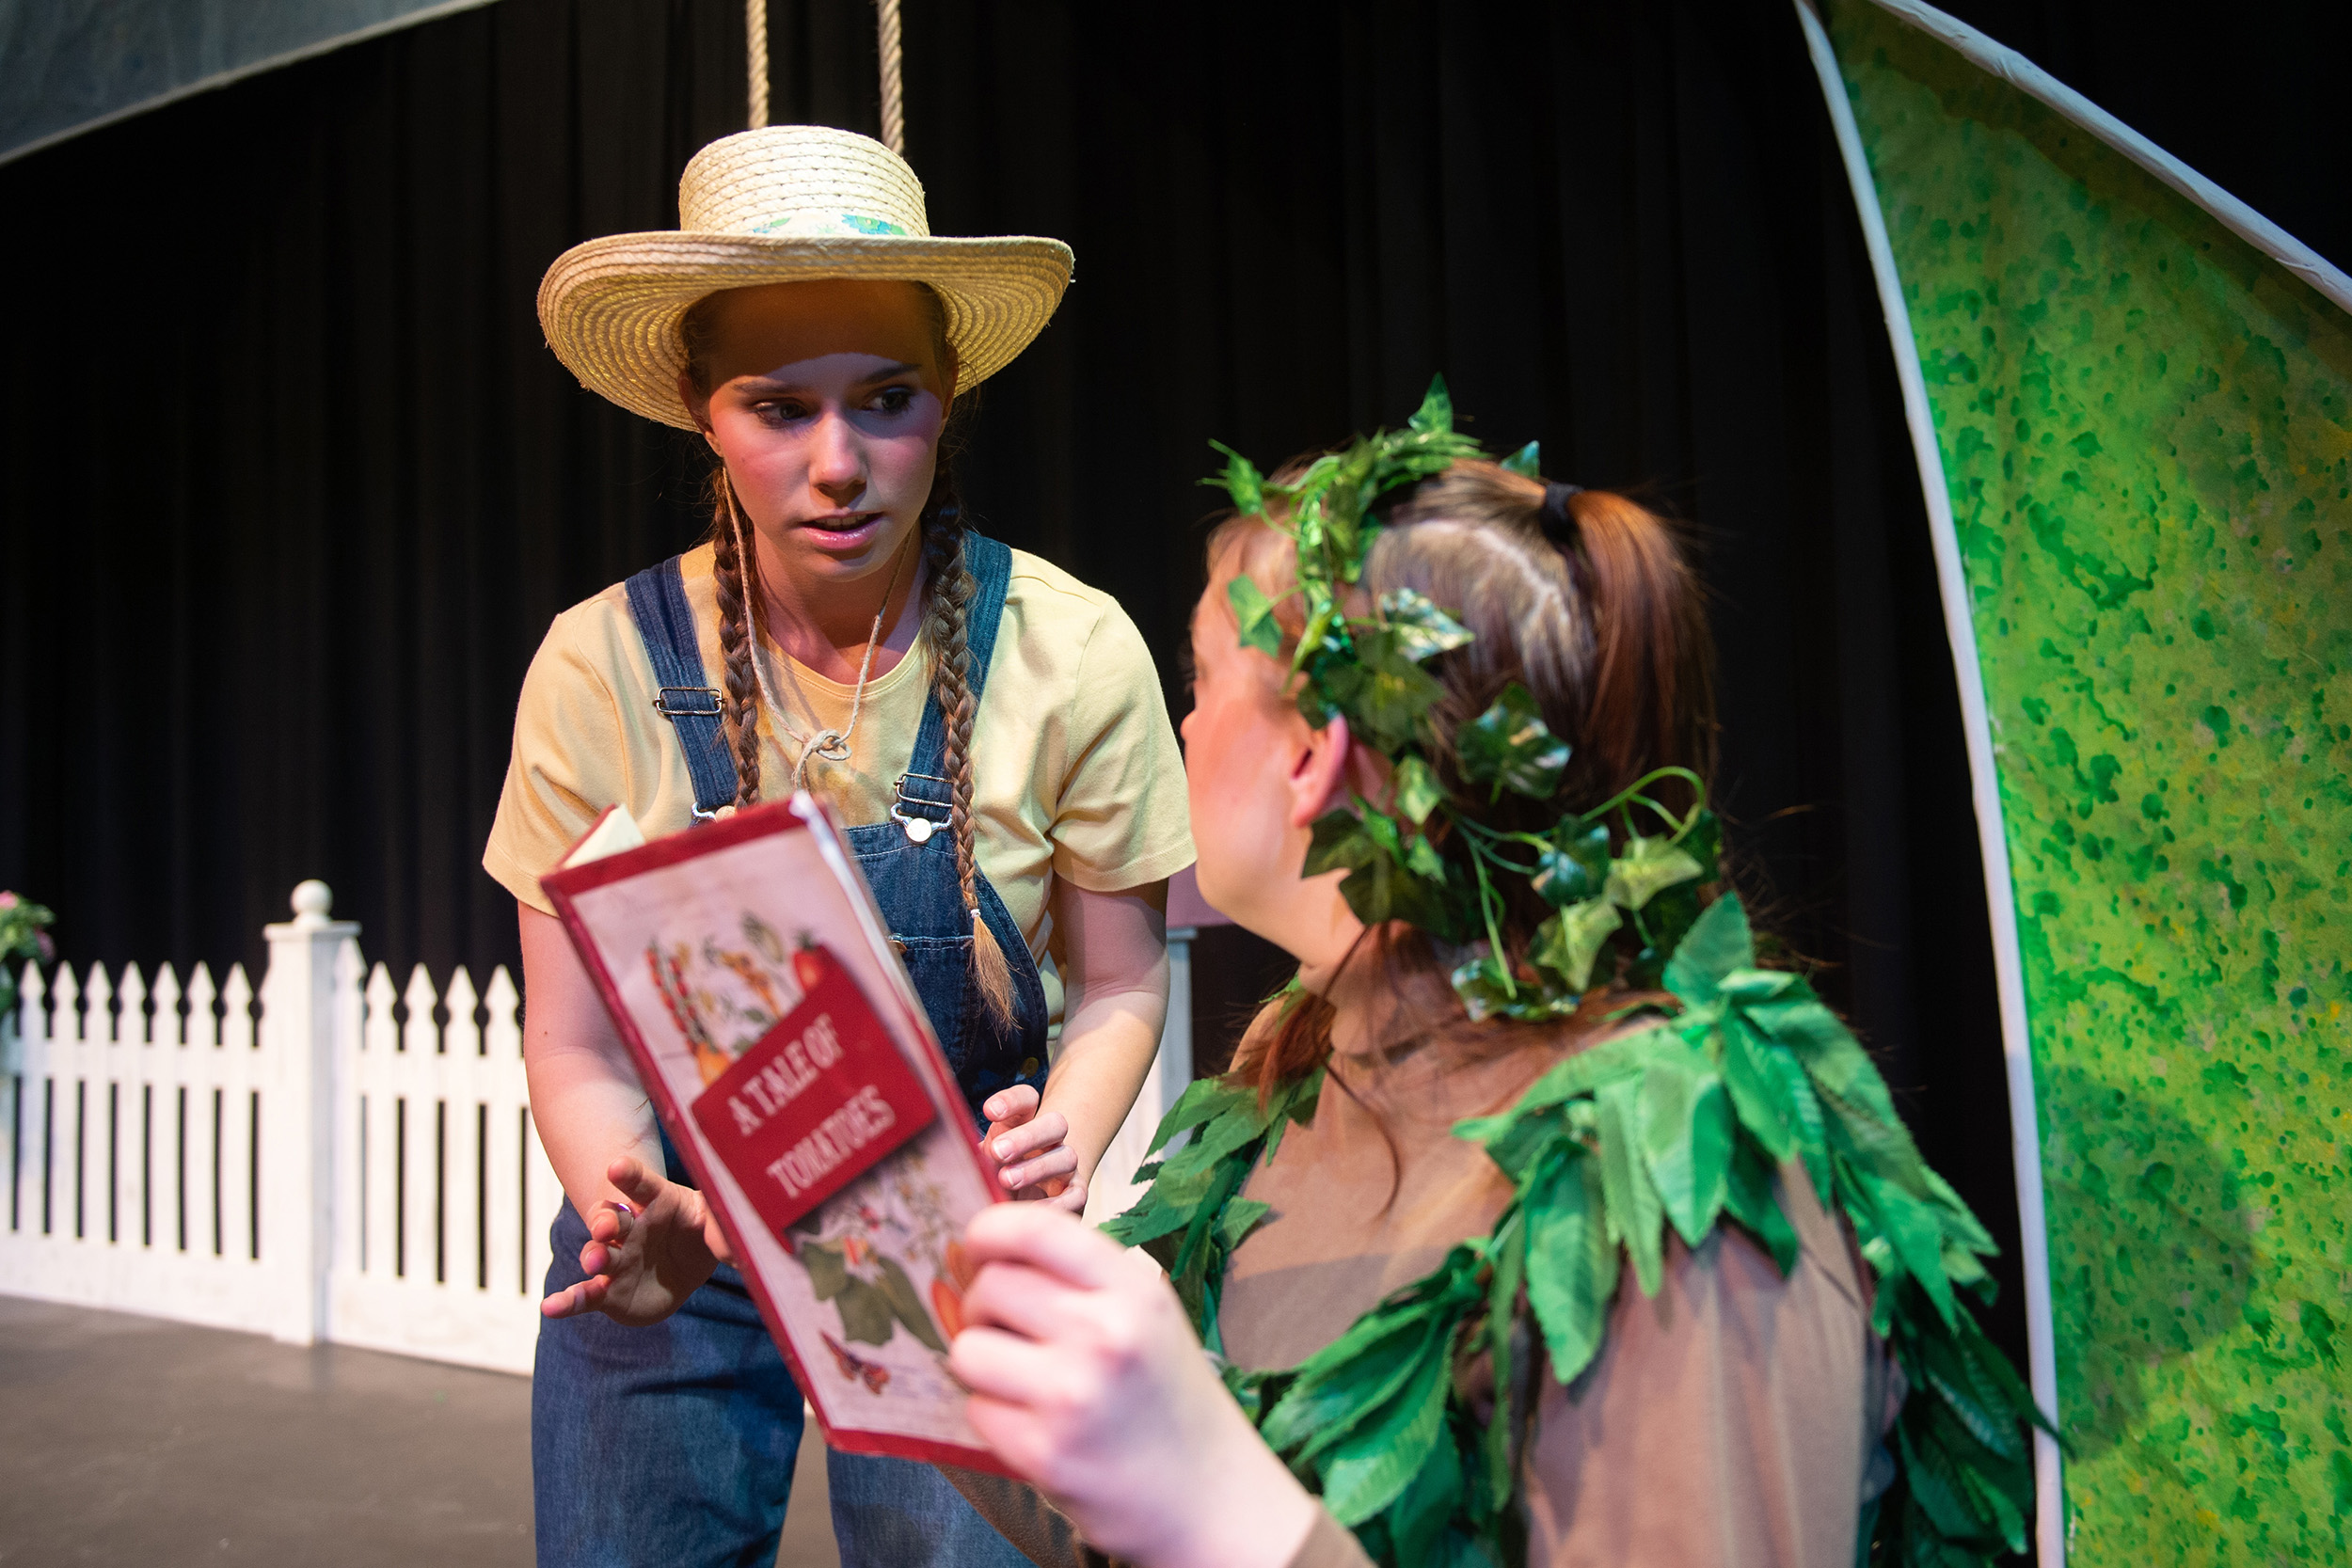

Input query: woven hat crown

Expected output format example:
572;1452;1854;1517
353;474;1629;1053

679;127;932;241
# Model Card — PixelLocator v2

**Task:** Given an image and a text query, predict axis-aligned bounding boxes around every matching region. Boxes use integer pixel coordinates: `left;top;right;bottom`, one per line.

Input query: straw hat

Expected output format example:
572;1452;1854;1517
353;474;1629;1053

538;126;1073;430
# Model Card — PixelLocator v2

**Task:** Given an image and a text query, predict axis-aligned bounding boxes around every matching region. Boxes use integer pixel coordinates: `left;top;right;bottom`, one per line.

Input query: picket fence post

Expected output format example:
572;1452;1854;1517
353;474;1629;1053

260;879;358;1345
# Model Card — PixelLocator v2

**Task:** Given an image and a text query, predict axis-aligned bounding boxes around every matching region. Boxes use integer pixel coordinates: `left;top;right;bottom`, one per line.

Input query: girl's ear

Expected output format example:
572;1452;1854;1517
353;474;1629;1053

678;372;720;448
1285;714;1359;830
937;344;961;419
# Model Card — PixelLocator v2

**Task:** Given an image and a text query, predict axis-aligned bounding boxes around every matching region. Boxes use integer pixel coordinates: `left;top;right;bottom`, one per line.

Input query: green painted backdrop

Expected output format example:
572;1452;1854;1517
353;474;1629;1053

1827;4;2352;1559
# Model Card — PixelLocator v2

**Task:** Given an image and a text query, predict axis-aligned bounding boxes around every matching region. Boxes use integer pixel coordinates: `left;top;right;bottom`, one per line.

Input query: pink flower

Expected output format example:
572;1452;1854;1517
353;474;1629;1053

0;892;17;911
37;933;55;963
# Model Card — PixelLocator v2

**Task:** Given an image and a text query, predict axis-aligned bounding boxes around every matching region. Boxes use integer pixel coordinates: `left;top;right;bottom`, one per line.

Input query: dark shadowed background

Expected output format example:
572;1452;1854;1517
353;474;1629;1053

2;0;2345;1398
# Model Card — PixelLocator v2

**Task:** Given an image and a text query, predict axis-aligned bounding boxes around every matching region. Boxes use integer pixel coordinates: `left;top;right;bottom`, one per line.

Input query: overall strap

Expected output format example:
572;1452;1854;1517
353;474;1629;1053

906;533;1014;779
622;556;740;820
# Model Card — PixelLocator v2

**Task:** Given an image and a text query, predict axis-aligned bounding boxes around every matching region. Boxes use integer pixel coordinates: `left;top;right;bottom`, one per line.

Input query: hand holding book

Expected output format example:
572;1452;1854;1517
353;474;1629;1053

979;1085;1085;1210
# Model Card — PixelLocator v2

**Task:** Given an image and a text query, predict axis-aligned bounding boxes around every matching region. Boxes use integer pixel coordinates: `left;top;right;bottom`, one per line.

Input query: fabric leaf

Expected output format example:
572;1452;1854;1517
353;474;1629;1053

1772;1048;1835;1204
1896;1421;1996;1545
1378;587;1475;664
1317;1355;1454;1525
1228;575;1283;657
1217;1198;1273;1252
1530;897;1621;992
1204;438;1266;514
1500;439;1541;478
1392;753;1444;825
1523;1147;1618;1384
1661;894;1754;1006
1636;1051;1733;1247
1723;1138;1801;1274
1322;629;1450;752
1604;834;1706;912
1533;819;1613;909
1868;1177;1962;1327
1408;374;1454;436
1597;1080;1665;1297
1719;1012;1796;1161
1377;1433;1469;1567
1911;1320;2027;1464
1448;951;1520;1022
1305;808;1449;931
1457;683;1571;800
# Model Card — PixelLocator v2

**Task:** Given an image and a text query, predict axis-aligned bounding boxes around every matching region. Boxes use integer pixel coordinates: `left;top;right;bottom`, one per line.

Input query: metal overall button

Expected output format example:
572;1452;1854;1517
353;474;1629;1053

889;771;952;844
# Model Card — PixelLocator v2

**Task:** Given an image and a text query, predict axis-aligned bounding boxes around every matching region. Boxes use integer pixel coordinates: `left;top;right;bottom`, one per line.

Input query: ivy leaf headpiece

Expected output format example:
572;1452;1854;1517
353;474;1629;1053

1205;377;1718;1020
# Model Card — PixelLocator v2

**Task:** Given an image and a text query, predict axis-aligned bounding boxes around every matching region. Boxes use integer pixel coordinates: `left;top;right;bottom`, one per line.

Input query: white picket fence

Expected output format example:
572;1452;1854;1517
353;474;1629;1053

0;882;560;1374
0;880;1196;1378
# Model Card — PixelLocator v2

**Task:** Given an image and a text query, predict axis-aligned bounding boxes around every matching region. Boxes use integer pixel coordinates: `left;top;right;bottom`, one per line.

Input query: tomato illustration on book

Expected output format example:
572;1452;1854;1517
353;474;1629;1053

644;912;814;1085
789;1166;965;1368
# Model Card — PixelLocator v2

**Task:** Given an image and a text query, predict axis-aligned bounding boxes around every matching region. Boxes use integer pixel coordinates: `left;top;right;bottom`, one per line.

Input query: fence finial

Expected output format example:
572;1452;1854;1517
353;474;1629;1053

291;880;334;930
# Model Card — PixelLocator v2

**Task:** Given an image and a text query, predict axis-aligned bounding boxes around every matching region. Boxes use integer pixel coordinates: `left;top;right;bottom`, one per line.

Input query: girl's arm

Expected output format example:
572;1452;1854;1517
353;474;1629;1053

519;901;731;1323
988;883;1171;1212
986;879;1170;1212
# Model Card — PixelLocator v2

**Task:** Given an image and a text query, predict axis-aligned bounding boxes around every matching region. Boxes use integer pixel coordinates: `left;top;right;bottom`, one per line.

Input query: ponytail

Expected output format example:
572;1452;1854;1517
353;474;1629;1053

1553;487;1716;810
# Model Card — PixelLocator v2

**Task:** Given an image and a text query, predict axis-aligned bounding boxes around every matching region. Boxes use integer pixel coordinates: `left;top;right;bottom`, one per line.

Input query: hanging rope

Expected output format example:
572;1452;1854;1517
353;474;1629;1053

877;0;905;155
746;0;770;129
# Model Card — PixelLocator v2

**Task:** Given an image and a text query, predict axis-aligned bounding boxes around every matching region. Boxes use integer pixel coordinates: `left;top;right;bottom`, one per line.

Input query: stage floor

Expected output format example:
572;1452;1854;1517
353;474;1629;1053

0;1296;839;1565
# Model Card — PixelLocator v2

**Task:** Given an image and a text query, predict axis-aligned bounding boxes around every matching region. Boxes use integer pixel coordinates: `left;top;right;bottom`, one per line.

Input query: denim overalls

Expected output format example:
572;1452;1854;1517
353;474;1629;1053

532;534;1046;1568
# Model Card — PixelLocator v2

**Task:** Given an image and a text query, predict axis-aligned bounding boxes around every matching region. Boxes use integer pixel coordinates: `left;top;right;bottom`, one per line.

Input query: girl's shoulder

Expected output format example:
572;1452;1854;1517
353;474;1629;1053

530;544;722;691
998;546;1165;698
1002;546;1125;641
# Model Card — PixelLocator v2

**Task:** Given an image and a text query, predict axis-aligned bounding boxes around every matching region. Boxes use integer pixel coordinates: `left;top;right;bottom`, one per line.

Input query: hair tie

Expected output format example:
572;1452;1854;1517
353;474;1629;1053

1536;480;1584;543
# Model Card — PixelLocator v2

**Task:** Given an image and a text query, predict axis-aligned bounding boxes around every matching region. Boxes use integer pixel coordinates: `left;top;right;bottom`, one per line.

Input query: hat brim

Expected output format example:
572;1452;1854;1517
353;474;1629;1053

537;231;1074;429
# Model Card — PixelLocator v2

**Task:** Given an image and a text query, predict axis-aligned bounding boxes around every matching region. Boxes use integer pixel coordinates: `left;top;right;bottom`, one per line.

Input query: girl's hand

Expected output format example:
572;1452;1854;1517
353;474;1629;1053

539;1155;736;1326
948;1204;1319;1568
980;1085;1086;1212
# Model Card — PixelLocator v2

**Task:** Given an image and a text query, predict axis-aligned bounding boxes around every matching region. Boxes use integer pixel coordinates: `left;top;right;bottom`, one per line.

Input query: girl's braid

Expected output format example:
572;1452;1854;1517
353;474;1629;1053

709;472;764;810
919;465;1017;1029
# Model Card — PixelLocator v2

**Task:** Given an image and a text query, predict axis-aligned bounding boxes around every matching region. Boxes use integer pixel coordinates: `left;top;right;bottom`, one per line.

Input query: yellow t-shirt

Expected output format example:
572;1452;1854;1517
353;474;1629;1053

483;542;1195;1035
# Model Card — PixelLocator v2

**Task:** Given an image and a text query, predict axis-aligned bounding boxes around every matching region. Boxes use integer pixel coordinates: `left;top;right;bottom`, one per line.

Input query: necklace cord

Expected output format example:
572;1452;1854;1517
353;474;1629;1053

723;478;911;791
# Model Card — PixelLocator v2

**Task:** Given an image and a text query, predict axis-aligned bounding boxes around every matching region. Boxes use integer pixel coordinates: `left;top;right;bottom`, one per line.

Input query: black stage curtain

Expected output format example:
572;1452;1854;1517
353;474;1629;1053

2;0;2341;1396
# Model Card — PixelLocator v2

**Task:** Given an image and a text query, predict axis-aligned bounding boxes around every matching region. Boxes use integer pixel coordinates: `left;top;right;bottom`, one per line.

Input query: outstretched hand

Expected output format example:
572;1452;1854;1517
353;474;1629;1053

980;1085;1087;1212
540;1156;736;1326
947;1203;1318;1568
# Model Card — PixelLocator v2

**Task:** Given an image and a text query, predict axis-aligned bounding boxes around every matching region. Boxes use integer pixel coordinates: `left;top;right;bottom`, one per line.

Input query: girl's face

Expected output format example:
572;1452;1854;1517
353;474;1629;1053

680;279;953;591
1182;531;1367;971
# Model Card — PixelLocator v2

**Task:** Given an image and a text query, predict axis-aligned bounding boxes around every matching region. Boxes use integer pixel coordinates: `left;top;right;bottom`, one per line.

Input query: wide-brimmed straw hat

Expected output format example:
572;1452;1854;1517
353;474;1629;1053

538;126;1073;430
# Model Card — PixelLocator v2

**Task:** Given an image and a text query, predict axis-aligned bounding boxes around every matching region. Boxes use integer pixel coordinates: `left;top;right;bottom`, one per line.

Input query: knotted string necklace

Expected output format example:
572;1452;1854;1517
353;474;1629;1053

726;480;911;792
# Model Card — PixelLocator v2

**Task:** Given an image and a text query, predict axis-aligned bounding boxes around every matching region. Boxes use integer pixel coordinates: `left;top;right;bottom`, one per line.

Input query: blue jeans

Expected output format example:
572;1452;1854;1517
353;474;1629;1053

534;1202;1037;1567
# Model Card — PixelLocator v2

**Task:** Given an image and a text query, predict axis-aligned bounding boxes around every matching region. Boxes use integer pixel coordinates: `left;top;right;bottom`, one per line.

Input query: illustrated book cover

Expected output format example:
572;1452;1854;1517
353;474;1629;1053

539;795;1006;1472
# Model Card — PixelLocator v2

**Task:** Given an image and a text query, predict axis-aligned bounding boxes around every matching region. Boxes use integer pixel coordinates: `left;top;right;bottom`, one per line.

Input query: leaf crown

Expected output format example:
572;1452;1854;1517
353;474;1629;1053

1205;376;1718;1021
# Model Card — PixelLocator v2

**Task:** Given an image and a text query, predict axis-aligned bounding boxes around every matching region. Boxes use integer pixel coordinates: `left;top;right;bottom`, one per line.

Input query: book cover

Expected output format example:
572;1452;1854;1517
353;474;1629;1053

539;795;1007;1473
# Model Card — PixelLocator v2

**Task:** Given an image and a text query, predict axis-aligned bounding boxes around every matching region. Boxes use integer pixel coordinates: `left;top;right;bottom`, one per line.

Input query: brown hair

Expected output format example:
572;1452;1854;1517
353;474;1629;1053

1217;459;1717;1096
681;286;1016;1026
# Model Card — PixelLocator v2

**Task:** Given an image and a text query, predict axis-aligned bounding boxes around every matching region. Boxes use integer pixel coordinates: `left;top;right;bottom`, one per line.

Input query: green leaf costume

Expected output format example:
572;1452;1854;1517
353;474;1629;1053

1104;895;2044;1566
1105;384;2047;1565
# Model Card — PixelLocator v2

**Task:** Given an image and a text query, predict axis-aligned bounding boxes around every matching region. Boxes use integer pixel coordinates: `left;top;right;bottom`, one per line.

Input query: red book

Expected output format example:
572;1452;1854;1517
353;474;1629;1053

540;796;1007;1473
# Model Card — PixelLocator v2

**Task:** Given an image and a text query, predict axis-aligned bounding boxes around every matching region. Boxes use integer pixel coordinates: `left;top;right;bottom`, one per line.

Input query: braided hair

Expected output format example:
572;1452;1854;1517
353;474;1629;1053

708;470;765;809
915;466;1018;1028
